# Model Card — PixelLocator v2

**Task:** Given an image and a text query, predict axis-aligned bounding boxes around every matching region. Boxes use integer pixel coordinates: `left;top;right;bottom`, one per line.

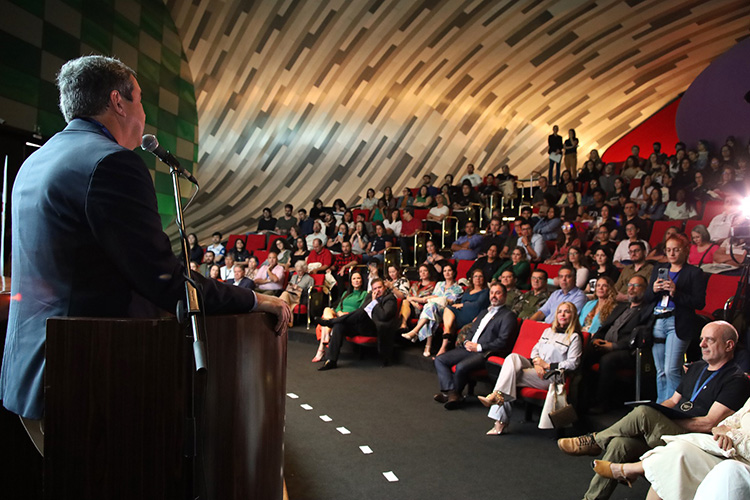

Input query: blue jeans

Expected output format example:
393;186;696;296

651;316;688;403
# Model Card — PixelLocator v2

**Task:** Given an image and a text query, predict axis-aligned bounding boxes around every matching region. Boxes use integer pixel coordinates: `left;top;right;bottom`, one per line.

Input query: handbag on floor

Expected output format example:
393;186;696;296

541;370;578;429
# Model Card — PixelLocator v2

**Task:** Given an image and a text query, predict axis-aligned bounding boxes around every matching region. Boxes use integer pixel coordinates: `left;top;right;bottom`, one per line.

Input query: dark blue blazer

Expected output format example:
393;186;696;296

225;277;255;289
0;119;257;419
465;305;517;356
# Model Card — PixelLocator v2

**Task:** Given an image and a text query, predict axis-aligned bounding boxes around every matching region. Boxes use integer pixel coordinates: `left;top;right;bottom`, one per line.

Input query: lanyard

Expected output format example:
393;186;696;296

689;365;722;403
79;117;117;143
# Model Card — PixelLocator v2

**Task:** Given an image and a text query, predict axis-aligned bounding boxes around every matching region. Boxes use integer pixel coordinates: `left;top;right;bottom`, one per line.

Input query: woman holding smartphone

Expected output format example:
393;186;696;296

645;233;706;403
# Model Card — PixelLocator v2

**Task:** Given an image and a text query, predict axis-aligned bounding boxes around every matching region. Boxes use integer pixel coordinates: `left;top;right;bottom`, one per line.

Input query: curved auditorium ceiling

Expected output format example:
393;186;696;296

165;0;750;237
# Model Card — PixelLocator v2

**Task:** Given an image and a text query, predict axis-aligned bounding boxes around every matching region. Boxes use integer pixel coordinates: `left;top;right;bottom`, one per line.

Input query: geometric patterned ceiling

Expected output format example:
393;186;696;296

166;0;750;239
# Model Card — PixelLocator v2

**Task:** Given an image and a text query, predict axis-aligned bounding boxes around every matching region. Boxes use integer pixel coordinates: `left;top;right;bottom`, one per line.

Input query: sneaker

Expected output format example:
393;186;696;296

557;433;602;456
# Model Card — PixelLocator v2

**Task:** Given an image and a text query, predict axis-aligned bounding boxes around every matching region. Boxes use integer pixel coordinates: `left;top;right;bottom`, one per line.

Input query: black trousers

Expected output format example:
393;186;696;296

584;348;635;409
325;308;394;362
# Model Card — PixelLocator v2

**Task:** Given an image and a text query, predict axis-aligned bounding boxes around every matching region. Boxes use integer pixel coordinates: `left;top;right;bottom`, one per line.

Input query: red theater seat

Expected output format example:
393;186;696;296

227;234;247;251
245;234;267;251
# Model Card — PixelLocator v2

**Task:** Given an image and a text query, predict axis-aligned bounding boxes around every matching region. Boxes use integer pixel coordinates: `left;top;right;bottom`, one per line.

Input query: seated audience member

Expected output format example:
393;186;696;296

341;210;355;233
424;239;447;275
546;222;581;264
715;166;742;197
183;232;204;264
689;224;718;267
365;260;382;291
616;200;649;242
529;266;587;323
588;248;620;289
578;276;618;334
695;459;750;500
225;264;254;289
364;222;392;263
279;261;315;327
297;208;314;235
399;207;422;264
510;269;551;319
690;171;716;205
316;278;399;370
516;221;547;263
227;238;251;267
519;205;539;227
452;181;483;227
437;269;490;356
639;188;666;221
310;199;326;221
275;204;297;235
497;270;520;306
708;195;743;243
312;271;368;363
288;225;302;246
257;207;277;233
307;238;333;274
206;232;225;264
479;301;582;434
331;240;361;290
412;185;434;208
253;251;285;296
560;192;580;222
199;250;215;277
208;264;221;281
620;155;641;181
402;263;463;357
272;238;291;269
379;187;395;211
564;246;590;289
663;188;696;221
305;220;328;248
613;222;650;268
581;275;649;412
558;321;750;500
583;187;606;220
290;237;309;267
532;176;559;209
326;222;351;253
613;241;653;301
713;235;748;267
534;206;563;241
370;198;388;222
586;225;617;258
425;193;450;225
396;187;414;209
451;221;483;261
383;264;410;301
630;174;654;207
476;217;506;257
589;204;618;242
439;183;453;207
459;163;482;186
434;282;516;409
244;255;260;280
219;253;235;281
360;188;378;211
399;264;437;330
493;247;531;289
606;177;628;206
557;180;582;206
599;163;616;196
467;244;502;282
646;225;680;264
383;208;402;237
321;211;338;239
189;261;200;273
350;221;370;256
499;218;523;258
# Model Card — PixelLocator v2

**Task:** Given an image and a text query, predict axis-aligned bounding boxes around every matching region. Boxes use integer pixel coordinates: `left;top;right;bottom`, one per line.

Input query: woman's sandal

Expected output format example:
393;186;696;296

486;421;508;436
478;391;505;408
592;460;635;488
311;344;326;363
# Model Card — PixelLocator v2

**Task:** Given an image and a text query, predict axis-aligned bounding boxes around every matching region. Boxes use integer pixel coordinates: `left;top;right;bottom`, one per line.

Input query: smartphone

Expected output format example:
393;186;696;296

658;268;669;281
588;278;597;290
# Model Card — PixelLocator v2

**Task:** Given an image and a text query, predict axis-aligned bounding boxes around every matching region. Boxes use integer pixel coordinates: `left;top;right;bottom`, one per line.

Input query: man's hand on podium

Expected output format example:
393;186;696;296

255;294;292;335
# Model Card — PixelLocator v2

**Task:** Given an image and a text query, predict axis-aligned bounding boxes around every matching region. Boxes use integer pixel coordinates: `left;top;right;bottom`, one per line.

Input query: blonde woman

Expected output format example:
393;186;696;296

479;302;582;435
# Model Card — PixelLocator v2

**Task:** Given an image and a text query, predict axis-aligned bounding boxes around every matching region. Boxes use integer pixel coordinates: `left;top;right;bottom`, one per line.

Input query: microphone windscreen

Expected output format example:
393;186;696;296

141;134;158;152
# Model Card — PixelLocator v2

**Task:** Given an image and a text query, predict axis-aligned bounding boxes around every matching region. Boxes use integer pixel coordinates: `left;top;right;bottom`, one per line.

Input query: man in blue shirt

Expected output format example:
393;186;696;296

529;266;587;323
451;221;483;261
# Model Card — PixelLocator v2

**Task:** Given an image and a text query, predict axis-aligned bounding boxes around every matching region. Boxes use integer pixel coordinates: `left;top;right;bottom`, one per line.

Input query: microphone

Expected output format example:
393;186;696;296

141;134;198;185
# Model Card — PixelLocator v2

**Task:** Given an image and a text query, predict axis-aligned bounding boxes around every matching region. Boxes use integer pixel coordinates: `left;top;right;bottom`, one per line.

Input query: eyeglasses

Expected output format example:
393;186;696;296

627;283;645;288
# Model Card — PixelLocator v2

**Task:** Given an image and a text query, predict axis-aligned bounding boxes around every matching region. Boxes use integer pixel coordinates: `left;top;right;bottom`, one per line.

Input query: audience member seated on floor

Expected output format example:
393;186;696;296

227;237;251;267
528;266;587;323
220;253;235;281
316;278;399;370
436;269;490;357
713;235;748;268
510;269;551;319
364;222;392;263
305;220;328;248
459;163;482;187
467;244;502;282
533;205;563;242
290;236;309;267
646;233;707;403
476;217;506;258
225;264;254;289
557;321;750;500
297;208;314;235
199;250;215;277
424;239;447;275
307;238;333;275
645;225;679;264
516;220;547;263
206;231;225;265
688;224;718;267
451;221;483;261
274;204;297;235
253;251;285;296
492;247;531;289
581;275;650;413
479;301;582;435
434;281;517;410
279;261;315;328
208;264;221;281
312;271;368;363
399;264;437;330
256;207;277;234
402;263;463;357
183;232;204;264
613;222;650;268
613;241;653;301
578;276;618;334
546;221;581;264
587;248;620;291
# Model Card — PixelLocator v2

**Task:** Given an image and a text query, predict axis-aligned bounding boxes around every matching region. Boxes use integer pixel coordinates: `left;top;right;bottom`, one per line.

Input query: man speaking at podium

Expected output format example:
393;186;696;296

0;55;291;453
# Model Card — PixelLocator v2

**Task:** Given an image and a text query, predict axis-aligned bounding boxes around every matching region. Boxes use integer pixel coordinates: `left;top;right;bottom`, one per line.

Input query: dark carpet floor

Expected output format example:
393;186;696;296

283;327;651;500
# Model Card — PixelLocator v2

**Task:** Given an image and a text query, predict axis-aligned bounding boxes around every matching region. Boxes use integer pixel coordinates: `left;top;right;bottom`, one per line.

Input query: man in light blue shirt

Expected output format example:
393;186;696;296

451;221;483;261
529;266;587;323
516;221;547;263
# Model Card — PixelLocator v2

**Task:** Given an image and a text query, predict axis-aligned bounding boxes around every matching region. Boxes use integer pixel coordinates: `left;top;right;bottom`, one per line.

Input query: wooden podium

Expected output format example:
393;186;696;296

43;313;287;500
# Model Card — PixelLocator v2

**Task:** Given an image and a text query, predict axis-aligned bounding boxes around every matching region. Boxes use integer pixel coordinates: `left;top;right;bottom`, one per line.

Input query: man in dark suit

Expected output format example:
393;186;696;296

225;264;255;289
582;275;650;412
434;282;517;409
317;279;399;370
0;56;290;450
